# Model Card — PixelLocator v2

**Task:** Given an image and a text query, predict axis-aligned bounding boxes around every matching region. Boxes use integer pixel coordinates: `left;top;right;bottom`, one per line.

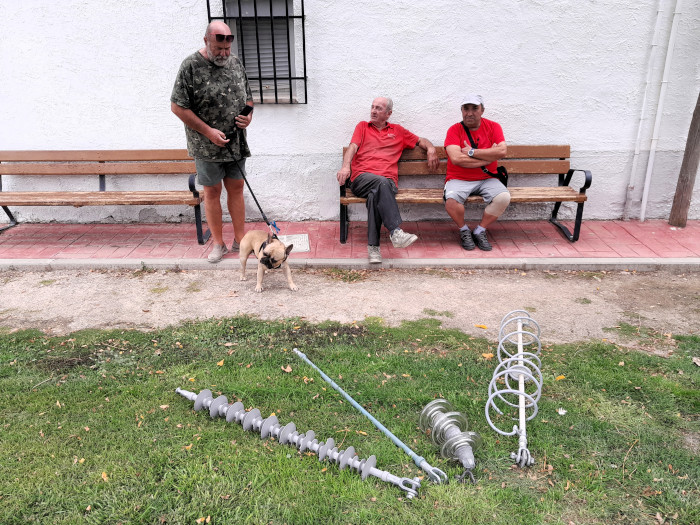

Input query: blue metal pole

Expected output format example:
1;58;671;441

294;348;448;484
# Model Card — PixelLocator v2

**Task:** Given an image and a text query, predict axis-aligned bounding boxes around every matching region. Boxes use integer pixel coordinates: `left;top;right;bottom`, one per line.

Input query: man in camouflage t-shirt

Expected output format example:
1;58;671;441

171;20;254;263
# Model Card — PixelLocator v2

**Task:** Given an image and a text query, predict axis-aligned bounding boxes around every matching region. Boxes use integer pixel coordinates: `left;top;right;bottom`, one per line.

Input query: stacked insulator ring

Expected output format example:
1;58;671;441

176;388;422;498
485;310;543;467
419;399;483;483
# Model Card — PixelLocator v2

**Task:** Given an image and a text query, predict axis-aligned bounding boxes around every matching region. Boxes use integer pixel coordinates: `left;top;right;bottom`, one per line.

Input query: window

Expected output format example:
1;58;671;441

207;0;308;104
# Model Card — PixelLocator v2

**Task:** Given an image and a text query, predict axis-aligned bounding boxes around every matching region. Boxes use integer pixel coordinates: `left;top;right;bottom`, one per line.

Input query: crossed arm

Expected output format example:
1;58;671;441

445;140;507;168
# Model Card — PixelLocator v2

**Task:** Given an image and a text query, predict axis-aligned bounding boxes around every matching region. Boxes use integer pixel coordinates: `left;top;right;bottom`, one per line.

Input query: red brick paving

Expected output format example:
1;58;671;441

1;220;699;260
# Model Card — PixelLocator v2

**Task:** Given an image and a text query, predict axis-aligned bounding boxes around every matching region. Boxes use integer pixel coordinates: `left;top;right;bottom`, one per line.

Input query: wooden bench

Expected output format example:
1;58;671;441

0;150;211;244
339;145;592;243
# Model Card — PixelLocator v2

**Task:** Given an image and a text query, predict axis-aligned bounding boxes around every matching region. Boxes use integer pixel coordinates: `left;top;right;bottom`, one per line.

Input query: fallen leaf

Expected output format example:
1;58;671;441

217;359;224;367
185;443;193;451
79;458;85;464
281;365;292;373
101;472;109;482
557;408;567;415
86;505;91;512
618;361;625;366
475;324;488;329
160;405;169;410
692;357;700;366
555;375;566;381
482;353;494;360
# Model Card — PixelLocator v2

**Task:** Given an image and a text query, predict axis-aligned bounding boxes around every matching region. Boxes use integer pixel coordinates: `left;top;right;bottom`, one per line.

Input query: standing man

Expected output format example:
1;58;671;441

171;21;254;263
336;97;439;264
444;95;509;251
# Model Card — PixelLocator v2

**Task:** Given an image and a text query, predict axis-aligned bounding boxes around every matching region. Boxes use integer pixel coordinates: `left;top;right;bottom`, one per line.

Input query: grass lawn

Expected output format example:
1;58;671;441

0;316;698;524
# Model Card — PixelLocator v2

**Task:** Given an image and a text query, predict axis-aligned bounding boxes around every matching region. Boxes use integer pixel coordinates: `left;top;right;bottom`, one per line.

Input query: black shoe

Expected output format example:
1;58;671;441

460;228;475;250
472;230;492;251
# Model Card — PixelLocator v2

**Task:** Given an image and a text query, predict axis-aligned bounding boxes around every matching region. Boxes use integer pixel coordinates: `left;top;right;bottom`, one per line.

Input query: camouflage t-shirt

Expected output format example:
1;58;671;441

171;51;253;161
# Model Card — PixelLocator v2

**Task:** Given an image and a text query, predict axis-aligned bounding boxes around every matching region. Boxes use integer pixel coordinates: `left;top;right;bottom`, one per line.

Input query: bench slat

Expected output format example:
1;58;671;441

0;150;192;162
341;186;586;205
0;191;202;206
0;162;196;176
396;159;570;176
343;145;571;160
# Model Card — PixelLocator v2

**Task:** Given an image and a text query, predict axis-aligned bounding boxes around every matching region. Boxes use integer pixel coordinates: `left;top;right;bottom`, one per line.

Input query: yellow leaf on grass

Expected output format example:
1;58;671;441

101;472;109;482
185;443;193;451
482;353;494;360
475;324;488;329
217;359;224;367
281;365;292;373
555;375;566;381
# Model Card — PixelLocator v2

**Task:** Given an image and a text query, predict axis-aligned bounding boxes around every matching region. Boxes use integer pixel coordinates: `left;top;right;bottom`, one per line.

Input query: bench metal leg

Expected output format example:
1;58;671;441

194;203;211;245
549;201;584;242
340;203;349;244
1;206;18;234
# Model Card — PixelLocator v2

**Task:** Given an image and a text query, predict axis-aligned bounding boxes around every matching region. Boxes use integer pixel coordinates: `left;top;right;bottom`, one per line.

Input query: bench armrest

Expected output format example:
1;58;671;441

188;174;200;198
560;169;592;195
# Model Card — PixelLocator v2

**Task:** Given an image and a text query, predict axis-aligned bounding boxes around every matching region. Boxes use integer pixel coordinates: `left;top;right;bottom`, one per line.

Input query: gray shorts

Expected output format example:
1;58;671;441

444;178;508;205
195;158;247;186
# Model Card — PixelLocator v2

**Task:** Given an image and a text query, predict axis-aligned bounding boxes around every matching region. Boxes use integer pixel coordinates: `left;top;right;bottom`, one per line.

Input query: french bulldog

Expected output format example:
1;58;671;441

239;230;297;293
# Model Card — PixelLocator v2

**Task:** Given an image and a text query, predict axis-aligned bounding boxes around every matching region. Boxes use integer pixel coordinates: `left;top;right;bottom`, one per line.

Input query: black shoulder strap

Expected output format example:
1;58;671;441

459;122;495;176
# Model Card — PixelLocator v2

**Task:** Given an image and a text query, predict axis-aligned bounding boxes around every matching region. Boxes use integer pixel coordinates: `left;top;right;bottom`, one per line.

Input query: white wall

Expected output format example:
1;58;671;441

1;0;698;224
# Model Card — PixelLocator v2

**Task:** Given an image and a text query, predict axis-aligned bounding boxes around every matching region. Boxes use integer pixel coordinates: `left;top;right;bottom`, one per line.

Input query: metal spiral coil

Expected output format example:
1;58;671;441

485;310;543;467
419;399;483;483
175;387;422;498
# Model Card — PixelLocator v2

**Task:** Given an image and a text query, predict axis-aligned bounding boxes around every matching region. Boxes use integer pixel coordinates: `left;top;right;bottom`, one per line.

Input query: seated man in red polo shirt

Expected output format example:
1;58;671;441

336;97;439;264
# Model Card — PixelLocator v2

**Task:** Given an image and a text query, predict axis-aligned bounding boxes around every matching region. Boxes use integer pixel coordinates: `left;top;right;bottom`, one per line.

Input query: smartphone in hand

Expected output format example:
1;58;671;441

238;105;253;116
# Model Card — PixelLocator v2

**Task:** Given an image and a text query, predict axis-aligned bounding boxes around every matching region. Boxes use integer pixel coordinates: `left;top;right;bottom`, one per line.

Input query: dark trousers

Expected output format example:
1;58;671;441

350;172;402;246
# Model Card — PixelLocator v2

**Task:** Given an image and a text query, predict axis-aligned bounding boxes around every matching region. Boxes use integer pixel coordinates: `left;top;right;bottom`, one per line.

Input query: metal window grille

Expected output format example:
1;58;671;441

206;0;308;104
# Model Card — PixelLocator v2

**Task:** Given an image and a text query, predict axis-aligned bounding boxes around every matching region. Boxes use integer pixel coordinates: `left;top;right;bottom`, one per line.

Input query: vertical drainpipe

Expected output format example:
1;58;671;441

640;0;683;221
624;0;665;220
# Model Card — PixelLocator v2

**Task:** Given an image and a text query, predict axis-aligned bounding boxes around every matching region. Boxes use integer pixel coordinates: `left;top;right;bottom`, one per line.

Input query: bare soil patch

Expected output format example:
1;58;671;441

1;268;699;346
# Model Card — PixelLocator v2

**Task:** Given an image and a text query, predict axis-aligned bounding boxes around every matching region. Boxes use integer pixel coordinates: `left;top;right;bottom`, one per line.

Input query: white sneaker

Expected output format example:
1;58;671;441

390;228;418;249
207;243;229;263
368;245;382;264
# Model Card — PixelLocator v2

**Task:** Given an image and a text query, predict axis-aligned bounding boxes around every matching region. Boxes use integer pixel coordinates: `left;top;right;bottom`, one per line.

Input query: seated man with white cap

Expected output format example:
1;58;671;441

443;94;509;251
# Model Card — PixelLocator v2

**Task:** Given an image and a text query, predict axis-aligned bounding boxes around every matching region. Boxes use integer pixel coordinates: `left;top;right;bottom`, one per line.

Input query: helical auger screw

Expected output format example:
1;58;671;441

419;399;483;483
485;310;543;468
175;387;422;498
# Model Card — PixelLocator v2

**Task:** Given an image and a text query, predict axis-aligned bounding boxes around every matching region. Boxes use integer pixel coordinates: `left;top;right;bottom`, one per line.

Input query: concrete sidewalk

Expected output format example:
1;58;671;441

1;219;699;271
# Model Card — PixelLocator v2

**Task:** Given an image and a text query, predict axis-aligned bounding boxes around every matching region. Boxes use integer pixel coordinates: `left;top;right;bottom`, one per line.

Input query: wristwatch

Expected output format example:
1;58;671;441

467;148;475;157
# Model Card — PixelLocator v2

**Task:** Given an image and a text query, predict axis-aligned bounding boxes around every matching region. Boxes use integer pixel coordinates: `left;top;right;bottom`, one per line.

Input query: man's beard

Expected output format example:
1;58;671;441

207;49;230;67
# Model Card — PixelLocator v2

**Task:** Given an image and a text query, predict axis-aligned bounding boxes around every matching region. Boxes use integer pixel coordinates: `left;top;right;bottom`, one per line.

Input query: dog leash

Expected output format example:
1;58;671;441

224;136;280;235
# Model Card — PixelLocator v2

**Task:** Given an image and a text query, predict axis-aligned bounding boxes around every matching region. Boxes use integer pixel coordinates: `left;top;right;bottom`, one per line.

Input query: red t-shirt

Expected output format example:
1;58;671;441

444;118;505;182
350;121;419;186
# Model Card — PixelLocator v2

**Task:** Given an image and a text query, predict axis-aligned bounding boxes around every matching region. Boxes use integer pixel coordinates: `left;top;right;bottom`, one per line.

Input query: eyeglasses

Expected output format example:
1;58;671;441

212;34;234;43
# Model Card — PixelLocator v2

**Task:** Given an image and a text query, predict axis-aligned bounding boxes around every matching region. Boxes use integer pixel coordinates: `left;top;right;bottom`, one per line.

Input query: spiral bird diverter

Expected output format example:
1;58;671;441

485;310;543;467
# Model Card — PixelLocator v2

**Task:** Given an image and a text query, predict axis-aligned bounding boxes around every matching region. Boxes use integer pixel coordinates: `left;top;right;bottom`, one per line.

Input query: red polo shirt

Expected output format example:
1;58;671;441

350;121;419;186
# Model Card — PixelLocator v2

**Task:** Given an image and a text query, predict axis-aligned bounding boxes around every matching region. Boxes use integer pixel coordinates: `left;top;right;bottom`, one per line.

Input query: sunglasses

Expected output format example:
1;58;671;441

212;34;234;43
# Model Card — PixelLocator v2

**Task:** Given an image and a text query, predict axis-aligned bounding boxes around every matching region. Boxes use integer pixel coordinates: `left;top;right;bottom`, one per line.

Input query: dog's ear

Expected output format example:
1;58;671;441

285;244;294;256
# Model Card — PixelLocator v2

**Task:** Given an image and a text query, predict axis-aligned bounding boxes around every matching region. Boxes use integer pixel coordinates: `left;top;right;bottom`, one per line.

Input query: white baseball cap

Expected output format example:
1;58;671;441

461;94;484;106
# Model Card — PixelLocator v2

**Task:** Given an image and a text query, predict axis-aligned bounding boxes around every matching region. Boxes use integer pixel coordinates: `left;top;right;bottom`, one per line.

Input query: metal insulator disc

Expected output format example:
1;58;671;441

318;438;335;461
278;422;297;444
361;455;377;480
339;447;355;469
242;408;261;431
440;432;480;460
209;395;228;418
418;399;453;431
226;401;244;423
431;412;468;445
298;430;315;452
260;415;278;438
193;389;213;411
